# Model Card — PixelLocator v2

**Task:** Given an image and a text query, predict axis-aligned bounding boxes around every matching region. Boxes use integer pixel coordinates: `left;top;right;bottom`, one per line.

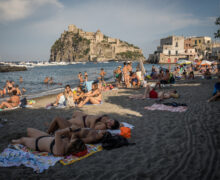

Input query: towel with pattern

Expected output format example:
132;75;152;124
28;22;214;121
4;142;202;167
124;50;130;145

0;144;62;173
0;143;103;172
60;144;103;165
144;103;187;112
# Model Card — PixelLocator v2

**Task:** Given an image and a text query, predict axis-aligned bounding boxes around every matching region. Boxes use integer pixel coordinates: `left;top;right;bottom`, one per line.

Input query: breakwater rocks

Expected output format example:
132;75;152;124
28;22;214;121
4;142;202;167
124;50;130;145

0;65;27;72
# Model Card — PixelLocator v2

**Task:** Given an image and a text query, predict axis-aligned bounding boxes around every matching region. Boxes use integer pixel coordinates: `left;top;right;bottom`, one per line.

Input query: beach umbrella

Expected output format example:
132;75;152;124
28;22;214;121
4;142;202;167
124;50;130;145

139;59;146;76
200;60;212;66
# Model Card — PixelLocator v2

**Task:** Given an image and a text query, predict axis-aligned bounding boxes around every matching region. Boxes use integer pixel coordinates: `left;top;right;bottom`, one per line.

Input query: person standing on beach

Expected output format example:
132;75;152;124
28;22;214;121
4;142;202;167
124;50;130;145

127;62;133;75
78;72;84;86
84;71;88;82
114;66;122;87
99;68;106;83
123;62;130;88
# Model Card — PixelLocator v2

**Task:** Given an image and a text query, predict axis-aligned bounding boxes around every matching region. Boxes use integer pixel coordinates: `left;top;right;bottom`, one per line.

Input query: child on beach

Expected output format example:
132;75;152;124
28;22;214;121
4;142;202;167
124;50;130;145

78;72;84;86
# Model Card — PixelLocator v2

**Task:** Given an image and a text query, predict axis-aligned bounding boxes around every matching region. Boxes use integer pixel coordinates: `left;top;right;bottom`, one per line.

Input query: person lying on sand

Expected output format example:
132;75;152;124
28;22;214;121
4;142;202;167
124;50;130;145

207;76;220;102
12;127;86;156
129;84;179;100
47;112;120;134
78;82;102;107
0;90;20;109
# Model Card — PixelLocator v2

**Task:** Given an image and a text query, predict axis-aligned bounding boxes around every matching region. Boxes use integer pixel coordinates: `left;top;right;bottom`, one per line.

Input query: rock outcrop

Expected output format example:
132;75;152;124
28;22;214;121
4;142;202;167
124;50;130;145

0;65;27;72
50;24;145;62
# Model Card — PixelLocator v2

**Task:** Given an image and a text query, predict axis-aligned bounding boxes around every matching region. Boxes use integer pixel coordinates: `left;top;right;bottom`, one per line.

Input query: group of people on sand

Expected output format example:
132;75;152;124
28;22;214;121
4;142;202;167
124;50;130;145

113;62;144;88
53;81;102;108
12;111;120;156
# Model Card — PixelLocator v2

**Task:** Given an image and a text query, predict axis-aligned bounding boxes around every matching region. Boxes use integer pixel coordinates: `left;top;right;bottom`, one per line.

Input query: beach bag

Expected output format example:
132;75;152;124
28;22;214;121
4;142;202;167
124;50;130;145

101;132;134;150
20;98;27;108
120;127;131;138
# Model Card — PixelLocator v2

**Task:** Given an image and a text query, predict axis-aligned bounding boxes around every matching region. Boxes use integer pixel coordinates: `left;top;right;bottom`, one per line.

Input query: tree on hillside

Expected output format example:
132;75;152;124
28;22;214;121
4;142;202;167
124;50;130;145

214;16;220;38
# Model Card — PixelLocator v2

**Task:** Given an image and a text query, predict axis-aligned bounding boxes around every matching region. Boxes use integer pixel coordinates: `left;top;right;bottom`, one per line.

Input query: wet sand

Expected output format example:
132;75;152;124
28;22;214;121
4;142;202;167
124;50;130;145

0;77;220;180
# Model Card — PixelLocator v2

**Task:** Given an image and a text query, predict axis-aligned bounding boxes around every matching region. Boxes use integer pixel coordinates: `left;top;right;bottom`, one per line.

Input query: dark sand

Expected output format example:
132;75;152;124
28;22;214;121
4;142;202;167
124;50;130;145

0;77;220;180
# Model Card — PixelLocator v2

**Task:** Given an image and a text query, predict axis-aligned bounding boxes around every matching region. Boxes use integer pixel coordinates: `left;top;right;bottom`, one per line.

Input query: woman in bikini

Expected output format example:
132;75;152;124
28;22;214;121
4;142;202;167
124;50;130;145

11;127;87;156
47;111;120;135
78;82;102;107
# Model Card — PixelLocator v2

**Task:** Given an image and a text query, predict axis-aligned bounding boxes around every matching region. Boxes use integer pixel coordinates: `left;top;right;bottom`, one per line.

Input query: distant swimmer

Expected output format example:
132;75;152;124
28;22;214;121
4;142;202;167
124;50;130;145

19;76;23;83
44;77;49;84
49;77;53;85
22;87;26;94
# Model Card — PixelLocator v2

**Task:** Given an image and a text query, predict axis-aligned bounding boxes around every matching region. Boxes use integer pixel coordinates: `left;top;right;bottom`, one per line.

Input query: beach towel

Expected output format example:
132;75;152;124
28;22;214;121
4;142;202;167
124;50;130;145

144;103;187;112
107;122;134;135
85;81;94;92
0;144;62;173
0;143;103;172
60;144;102;165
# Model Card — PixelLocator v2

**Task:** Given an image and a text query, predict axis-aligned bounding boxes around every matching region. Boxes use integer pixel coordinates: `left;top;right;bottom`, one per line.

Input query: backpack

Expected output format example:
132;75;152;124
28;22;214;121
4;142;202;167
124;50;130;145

101;132;135;150
20;98;27;108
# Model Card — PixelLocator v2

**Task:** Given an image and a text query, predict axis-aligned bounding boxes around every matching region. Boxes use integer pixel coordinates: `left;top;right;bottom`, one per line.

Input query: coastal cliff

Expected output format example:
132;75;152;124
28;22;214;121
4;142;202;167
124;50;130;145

49;24;145;62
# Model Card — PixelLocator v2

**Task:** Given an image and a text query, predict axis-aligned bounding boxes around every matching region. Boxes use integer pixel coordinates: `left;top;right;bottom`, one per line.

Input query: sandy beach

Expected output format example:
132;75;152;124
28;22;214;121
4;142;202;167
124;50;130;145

0;77;220;180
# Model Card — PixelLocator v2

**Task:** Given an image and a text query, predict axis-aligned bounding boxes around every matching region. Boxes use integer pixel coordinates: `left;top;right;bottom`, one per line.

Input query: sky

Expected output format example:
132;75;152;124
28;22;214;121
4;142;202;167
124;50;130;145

0;0;219;61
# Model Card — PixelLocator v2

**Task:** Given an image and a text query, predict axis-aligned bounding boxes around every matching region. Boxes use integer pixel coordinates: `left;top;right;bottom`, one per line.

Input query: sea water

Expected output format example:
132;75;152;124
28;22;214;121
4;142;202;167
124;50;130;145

0;62;174;99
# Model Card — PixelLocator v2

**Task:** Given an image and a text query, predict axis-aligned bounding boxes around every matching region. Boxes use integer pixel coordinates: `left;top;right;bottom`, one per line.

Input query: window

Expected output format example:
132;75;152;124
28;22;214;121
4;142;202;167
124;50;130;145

176;42;178;47
176;51;178;55
195;40;197;45
199;40;201;43
168;50;171;55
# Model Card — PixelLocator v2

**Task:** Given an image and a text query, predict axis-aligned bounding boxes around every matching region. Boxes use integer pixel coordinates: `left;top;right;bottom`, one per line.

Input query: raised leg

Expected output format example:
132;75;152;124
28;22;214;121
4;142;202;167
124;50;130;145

27;128;49;138
47;117;71;134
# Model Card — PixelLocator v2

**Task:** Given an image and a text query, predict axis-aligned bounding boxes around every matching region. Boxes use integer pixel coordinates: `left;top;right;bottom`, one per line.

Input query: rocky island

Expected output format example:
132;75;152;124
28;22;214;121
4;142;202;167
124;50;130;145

0;65;27;72
49;24;145;62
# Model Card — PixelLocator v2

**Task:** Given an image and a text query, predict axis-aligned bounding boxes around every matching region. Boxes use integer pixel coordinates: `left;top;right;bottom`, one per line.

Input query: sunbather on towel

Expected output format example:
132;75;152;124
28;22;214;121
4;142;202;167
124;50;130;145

129;84;179;100
0;90;20;109
47;112;120;134
12;127;87;156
